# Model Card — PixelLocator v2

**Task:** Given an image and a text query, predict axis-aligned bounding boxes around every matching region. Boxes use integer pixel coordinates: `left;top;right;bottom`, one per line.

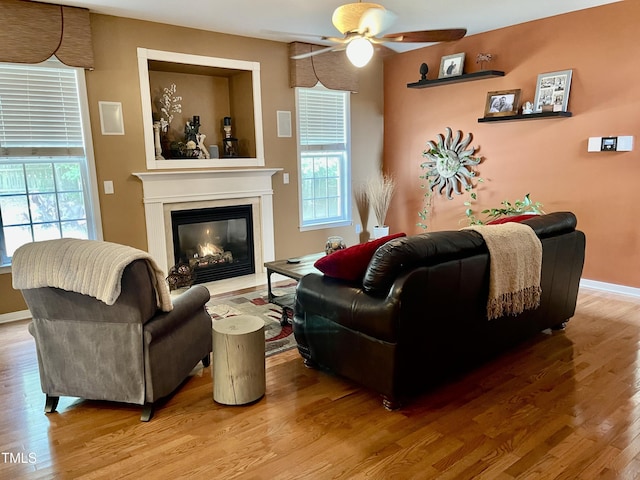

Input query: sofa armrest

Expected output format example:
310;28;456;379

144;285;210;341
295;273;401;342
522;211;577;238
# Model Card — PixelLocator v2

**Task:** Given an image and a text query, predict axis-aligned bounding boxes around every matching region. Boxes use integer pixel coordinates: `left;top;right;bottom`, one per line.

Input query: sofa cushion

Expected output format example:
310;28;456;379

314;232;406;282
362;231;487;297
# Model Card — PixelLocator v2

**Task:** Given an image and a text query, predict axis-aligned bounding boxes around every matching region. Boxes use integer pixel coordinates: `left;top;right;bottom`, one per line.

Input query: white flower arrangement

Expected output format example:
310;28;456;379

159;83;182;131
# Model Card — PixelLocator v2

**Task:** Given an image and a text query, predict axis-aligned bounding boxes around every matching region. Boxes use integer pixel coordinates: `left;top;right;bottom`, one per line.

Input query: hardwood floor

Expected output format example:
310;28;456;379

2;288;640;479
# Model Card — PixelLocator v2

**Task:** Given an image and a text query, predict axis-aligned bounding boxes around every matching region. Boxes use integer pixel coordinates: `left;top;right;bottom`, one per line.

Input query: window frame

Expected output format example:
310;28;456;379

295;84;352;231
0;59;103;273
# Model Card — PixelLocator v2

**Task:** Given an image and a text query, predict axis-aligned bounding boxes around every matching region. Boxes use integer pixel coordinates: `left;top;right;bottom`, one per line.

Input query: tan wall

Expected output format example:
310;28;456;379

383;1;640;288
0;14;384;314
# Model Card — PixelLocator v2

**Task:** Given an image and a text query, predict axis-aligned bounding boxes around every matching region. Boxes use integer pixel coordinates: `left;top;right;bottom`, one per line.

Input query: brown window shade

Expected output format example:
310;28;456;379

0;0;94;69
289;42;359;92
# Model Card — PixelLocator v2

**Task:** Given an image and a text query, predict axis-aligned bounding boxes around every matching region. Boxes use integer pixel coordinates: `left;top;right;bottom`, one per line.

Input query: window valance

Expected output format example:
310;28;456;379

289;42;359;93
0;0;94;69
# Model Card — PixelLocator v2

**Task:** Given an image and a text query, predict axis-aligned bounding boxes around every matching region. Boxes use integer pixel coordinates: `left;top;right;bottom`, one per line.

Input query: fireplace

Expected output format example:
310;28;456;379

133;169;280;282
171;204;255;284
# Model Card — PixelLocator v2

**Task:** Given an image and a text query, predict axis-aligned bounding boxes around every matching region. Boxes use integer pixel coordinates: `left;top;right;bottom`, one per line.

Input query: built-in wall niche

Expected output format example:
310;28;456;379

137;48;265;169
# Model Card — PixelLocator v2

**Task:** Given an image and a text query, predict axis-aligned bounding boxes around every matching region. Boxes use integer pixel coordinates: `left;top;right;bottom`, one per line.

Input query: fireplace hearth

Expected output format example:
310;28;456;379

171;204;254;284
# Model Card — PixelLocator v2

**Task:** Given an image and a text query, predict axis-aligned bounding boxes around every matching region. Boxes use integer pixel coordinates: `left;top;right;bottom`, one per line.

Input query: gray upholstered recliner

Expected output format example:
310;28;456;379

16;257;212;421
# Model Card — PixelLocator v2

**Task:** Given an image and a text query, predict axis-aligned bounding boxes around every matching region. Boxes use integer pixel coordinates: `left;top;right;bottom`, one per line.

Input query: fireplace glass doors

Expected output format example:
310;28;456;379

171;205;254;284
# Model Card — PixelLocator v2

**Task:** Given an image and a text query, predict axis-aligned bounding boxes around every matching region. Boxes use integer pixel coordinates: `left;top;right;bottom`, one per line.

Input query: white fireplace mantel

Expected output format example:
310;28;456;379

133;168;281;276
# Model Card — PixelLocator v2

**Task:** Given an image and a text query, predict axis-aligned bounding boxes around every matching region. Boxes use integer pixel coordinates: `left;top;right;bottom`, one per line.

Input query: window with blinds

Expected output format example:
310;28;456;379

296;85;351;230
0;59;100;267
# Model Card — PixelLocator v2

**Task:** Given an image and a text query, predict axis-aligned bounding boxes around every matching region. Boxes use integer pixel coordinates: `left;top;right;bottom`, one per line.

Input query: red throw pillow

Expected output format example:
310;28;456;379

314;232;406;282
487;214;539;225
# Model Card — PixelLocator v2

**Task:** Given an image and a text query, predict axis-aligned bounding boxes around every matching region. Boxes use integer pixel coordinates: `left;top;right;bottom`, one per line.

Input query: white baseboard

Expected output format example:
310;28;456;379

0;309;30;324
580;279;640;298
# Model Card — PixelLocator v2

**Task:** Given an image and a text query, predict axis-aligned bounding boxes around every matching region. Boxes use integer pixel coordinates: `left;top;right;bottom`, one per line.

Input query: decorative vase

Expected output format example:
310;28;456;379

373;225;390;239
325;236;346;255
153;122;164;160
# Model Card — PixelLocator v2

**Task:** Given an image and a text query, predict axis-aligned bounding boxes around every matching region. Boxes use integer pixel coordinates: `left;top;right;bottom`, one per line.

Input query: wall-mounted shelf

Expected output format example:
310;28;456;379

477;111;572;123
407;70;505;89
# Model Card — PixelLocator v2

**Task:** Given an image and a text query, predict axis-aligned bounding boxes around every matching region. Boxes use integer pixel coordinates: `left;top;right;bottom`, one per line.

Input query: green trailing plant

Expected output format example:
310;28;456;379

462;179;485;225
482;193;544;221
465;193;544;225
417;180;433;229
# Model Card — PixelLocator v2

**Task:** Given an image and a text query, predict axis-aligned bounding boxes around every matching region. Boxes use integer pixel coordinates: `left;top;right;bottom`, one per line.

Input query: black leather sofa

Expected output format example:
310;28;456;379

293;212;586;409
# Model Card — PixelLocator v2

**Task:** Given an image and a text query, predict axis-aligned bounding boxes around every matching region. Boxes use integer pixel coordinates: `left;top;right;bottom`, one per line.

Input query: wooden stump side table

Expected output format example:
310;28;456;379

212;315;265;405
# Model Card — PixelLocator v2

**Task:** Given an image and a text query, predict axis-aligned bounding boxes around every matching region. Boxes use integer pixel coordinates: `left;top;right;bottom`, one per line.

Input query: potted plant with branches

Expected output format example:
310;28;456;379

363;172;396;239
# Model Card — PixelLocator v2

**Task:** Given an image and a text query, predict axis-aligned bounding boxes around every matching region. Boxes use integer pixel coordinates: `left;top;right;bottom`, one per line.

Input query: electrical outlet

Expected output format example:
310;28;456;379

283;172;290;184
103;180;114;194
355;224;362;234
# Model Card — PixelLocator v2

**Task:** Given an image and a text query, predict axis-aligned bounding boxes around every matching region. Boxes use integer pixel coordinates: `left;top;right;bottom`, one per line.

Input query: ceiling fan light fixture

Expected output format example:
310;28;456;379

346;37;374;68
289;2;466;65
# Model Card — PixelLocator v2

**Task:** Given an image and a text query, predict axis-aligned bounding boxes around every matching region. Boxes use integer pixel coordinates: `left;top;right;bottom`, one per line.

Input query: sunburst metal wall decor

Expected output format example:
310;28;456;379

421;127;482;200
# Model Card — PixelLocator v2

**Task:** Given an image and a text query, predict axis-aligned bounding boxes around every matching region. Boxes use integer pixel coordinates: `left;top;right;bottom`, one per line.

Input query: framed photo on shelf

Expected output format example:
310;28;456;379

533;69;572;112
483;89;521;118
438;53;465;78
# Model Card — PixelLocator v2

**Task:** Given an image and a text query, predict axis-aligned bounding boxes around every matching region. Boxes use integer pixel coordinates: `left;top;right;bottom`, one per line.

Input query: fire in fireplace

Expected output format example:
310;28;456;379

171;205;255;284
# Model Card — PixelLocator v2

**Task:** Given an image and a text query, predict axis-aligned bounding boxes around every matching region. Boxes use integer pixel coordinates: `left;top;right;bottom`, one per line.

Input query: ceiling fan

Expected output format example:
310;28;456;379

291;2;466;68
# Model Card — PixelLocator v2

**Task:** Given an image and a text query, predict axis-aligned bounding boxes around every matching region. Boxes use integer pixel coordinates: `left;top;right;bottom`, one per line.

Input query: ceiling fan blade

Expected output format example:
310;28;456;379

290;45;340;60
382;28;467;43
358;7;397;36
332;2;384;34
322;36;350;44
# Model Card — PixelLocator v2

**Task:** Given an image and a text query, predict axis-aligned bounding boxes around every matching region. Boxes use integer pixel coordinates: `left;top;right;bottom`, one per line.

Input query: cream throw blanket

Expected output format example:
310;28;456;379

12;238;173;312
464;223;542;320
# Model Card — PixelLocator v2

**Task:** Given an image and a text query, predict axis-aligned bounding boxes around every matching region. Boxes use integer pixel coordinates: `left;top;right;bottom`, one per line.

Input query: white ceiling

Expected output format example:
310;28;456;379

41;0;620;53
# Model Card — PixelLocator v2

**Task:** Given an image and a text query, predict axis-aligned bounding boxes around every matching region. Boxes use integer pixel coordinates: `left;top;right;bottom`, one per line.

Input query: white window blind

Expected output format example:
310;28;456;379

0;62;84;156
0;60;100;267
297;88;347;150
296;86;351;229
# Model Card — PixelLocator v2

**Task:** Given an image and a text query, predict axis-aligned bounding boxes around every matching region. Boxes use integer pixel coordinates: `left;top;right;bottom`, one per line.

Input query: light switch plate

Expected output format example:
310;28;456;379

104;180;114;194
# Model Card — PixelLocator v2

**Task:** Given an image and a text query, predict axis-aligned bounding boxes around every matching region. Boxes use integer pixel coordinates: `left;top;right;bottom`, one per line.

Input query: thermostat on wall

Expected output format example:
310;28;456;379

588;136;634;152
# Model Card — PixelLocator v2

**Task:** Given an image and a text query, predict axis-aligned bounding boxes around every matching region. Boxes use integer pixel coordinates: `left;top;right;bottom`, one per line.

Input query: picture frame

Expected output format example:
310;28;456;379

533;69;572;113
438;53;465;78
483;89;521;118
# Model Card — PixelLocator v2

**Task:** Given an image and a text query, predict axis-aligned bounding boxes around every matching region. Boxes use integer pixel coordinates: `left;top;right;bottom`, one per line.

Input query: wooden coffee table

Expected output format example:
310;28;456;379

264;252;323;325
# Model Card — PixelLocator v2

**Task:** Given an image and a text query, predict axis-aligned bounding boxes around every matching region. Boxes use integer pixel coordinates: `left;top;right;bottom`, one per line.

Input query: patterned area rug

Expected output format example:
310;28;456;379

206;285;297;357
